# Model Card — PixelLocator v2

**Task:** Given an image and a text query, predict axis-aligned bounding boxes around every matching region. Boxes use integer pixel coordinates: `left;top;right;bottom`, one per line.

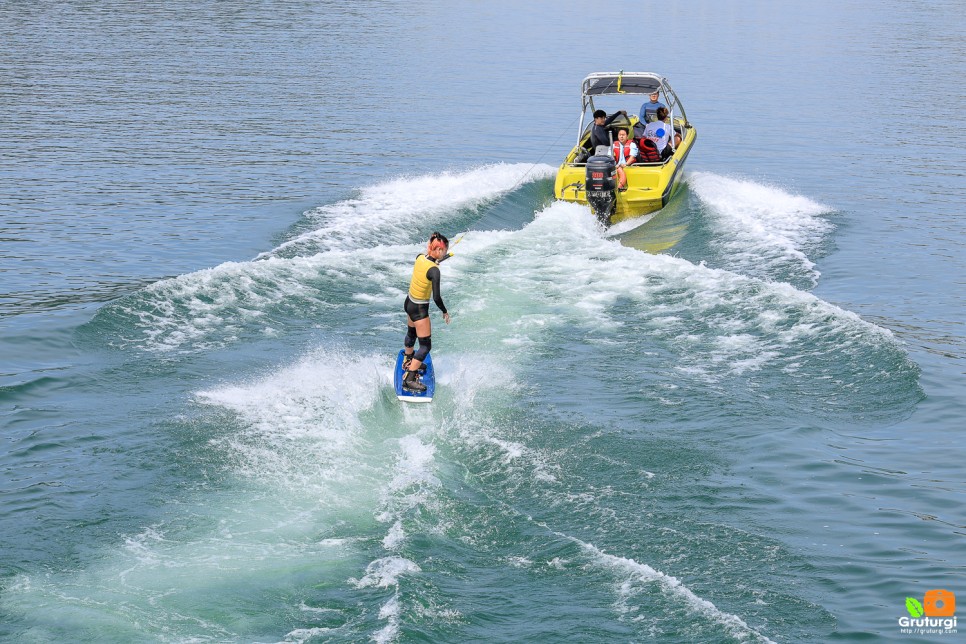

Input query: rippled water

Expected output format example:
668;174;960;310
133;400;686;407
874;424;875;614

1;1;964;642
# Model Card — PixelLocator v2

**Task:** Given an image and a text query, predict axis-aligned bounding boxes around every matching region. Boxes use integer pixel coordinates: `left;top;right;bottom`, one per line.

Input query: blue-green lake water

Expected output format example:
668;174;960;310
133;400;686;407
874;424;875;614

2;2;964;642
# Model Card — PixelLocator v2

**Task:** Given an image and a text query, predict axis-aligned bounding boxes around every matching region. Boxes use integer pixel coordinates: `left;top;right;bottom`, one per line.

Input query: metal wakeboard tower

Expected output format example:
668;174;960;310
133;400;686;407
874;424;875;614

576;71;689;145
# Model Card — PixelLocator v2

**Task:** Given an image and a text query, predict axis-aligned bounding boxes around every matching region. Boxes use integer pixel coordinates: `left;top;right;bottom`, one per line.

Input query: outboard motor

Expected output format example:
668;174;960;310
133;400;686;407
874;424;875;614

584;152;617;224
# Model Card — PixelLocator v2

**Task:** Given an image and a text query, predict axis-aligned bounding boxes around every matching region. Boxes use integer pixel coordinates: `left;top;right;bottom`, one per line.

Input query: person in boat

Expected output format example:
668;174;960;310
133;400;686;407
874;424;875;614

639;91;667;124
401;232;451;393
612;128;638;191
589;109;627;151
643;107;682;160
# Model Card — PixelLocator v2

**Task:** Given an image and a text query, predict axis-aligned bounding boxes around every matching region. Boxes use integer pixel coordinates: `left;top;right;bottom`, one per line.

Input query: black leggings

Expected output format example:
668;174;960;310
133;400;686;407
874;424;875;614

404;296;430;322
404;326;431;362
403;300;432;364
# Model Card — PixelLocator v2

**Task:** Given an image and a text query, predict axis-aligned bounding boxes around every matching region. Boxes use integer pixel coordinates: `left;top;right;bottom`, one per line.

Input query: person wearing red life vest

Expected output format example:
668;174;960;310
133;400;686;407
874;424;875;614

611;128;638;191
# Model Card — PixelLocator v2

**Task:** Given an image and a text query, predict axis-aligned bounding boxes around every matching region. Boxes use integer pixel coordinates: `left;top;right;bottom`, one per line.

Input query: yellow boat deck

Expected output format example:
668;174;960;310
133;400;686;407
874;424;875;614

554;114;696;225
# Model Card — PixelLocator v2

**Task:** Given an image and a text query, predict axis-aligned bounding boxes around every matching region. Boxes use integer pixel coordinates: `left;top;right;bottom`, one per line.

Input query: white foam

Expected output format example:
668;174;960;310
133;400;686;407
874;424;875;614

298;602;343;614
3;498;371;644
362;432;444;644
371;594;401;644
579;539;775;643
605;210;659;237
466;200;897;383
108;163;553;353
112;254;325;352
378;594;401;620
198;347;381;425
350;557;421;589
5;348;442;643
472;436;558;483
505;556;533;568
382;521;406;551
689;172;833;286
262;162;556;259
490;438;524;462
387;434;440;496
371;433;446;547
351;557;413;643
283;626;338;643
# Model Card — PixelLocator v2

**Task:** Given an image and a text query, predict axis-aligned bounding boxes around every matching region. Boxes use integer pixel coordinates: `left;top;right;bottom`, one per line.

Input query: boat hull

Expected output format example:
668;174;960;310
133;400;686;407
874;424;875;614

554;126;696;225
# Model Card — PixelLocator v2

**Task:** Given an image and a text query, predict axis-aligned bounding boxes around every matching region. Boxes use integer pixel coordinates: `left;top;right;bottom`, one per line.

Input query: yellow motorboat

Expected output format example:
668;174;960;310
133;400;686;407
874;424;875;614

554;72;696;226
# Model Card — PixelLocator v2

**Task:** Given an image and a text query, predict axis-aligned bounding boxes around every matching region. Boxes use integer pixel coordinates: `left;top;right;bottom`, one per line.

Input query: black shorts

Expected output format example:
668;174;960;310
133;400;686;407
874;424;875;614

404;296;430;322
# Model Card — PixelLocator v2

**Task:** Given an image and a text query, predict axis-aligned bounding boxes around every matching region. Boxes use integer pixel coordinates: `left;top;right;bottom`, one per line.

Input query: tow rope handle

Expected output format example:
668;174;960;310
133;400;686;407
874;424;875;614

437;234;464;264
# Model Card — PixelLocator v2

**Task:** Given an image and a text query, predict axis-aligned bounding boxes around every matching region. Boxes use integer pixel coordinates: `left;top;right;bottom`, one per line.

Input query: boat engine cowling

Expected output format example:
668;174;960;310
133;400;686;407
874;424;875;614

584;154;617;223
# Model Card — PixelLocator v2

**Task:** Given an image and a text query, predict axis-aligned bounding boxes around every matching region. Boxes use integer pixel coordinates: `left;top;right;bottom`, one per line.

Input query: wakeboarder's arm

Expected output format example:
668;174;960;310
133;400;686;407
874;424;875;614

426;266;448;320
604;111;625;126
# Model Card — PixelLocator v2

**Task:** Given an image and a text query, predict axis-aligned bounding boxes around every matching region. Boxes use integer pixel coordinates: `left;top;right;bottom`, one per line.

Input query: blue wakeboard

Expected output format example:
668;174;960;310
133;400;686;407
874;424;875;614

394;350;435;403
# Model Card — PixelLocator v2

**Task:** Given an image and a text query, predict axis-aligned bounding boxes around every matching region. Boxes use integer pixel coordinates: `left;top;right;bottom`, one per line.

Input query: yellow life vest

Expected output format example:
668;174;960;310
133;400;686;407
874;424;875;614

408;254;438;303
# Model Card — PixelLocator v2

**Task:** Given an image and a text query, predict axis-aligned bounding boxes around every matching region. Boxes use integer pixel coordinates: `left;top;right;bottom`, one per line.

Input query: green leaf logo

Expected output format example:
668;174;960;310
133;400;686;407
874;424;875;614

906;597;924;617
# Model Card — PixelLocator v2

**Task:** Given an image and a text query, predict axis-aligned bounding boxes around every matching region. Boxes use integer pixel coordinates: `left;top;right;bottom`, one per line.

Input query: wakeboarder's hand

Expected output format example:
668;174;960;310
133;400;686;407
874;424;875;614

443;312;451;324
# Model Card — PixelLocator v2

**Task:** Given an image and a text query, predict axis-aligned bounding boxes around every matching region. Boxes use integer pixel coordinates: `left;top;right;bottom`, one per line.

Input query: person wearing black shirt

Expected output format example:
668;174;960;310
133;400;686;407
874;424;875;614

589;109;627;151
